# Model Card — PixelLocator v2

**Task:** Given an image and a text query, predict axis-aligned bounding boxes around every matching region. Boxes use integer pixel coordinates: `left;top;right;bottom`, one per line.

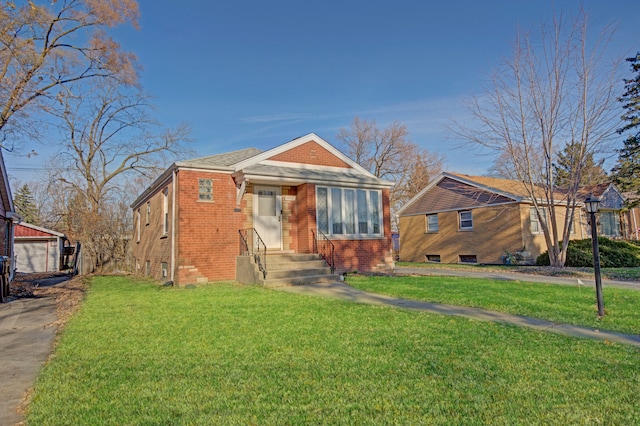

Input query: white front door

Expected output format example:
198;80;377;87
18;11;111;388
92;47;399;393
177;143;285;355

254;186;282;250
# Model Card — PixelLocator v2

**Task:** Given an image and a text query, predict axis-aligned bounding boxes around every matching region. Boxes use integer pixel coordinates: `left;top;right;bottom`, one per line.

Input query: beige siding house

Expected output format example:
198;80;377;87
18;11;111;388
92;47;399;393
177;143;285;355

397;173;627;265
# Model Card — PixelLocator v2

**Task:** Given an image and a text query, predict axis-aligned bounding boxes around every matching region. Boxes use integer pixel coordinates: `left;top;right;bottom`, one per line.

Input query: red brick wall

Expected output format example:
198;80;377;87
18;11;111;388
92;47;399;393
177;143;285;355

267;141;351;168
174;169;247;284
132;178;173;281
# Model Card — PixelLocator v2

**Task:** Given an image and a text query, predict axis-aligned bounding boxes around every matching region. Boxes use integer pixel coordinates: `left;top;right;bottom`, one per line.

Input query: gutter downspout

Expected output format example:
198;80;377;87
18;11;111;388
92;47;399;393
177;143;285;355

171;169;177;283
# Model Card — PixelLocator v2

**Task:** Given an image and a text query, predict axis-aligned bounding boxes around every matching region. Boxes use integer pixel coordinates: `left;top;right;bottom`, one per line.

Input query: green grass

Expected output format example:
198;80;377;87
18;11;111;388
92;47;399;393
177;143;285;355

27;276;640;425
348;275;640;335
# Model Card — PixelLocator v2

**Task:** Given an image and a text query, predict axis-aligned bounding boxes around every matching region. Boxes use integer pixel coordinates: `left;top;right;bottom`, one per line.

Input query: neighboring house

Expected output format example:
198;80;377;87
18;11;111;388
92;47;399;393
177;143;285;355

1;149;18;285
131;133;394;285
14;223;68;273
397;172;630;265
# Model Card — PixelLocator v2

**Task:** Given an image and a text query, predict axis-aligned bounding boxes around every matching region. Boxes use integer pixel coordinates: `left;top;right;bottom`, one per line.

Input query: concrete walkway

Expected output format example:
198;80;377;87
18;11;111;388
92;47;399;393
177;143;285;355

395;266;640;290
276;279;640;348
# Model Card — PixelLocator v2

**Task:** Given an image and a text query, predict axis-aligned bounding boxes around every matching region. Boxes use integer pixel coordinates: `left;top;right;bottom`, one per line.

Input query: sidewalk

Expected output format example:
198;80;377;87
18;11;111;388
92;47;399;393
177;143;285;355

276;279;640;348
395;266;640;290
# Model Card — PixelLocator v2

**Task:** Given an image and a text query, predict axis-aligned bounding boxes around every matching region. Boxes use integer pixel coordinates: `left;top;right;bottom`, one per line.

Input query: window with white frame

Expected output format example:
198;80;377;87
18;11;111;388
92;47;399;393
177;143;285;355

426;214;439;232
530;207;547;233
316;187;382;237
163;188;169;236
146;202;151;224
459;210;473;230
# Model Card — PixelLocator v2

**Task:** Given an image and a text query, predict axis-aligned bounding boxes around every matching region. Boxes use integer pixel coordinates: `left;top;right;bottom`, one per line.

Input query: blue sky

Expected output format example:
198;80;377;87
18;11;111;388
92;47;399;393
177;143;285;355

6;0;640;184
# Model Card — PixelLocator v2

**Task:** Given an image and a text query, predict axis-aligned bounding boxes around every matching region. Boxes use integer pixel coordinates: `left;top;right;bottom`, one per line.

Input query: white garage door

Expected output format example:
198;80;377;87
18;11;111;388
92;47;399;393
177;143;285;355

15;240;56;273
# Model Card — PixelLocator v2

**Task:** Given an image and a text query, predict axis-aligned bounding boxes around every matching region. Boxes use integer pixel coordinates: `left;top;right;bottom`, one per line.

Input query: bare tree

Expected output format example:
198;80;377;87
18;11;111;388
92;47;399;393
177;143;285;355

0;0;139;149
338;117;444;227
47;81;191;272
451;10;621;267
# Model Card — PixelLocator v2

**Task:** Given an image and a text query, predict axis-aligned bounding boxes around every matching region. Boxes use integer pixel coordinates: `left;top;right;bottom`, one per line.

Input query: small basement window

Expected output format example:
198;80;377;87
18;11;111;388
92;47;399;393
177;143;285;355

459;255;477;264
426;255;441;263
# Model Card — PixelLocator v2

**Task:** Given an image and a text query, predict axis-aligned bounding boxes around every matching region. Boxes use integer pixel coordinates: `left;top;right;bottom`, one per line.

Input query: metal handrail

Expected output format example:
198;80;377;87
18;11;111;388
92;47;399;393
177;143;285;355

313;229;335;274
239;228;267;279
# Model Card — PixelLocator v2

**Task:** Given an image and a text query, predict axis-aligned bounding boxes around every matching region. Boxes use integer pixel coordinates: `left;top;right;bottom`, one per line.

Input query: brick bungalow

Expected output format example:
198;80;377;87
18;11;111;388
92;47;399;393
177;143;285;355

397;172;630;265
131;133;394;285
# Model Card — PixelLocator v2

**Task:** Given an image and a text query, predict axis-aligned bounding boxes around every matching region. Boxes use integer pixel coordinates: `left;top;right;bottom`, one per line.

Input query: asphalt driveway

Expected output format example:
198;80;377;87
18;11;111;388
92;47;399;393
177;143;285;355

0;274;71;425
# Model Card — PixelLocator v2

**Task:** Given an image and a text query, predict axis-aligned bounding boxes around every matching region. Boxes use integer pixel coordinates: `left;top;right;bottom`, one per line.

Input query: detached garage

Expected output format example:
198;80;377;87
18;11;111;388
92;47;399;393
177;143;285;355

14;223;66;273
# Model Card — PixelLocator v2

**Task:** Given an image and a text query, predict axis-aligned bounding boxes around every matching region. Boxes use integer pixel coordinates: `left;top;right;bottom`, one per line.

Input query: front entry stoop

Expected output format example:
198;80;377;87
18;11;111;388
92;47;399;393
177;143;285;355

236;253;339;287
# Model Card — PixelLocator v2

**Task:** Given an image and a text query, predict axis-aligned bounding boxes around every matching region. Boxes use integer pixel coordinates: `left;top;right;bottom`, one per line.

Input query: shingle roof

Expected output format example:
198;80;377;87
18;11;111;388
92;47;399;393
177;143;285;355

177;148;263;169
400;177;517;215
448;173;546;199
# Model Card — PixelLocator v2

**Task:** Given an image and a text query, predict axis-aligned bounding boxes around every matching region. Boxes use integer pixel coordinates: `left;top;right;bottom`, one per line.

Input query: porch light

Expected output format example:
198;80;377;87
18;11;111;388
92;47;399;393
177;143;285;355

585;193;604;317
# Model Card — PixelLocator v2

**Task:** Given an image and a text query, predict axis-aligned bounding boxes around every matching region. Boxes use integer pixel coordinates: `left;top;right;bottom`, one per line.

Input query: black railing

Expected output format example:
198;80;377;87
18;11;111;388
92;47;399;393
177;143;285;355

313;229;335;274
239;228;267;279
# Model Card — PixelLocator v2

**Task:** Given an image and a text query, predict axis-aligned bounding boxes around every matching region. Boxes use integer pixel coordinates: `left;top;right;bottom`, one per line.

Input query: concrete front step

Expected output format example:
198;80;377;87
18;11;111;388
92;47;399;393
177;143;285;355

266;267;333;280
238;252;337;286
262;274;341;288
267;253;323;263
268;260;329;270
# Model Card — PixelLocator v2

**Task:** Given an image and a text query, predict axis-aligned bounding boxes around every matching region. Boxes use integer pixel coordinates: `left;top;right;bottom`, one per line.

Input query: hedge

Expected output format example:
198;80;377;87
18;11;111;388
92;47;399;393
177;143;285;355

536;237;640;267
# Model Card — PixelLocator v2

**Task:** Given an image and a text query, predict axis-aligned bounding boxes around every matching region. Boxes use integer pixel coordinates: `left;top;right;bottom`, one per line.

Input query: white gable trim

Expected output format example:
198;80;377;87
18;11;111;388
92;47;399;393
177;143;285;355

232;133;374;177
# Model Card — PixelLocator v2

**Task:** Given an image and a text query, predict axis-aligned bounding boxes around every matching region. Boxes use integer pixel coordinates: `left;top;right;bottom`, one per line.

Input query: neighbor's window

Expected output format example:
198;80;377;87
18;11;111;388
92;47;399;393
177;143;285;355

163;188;169;236
426;214;439;232
459;210;473;230
161;262;168;278
426;254;441;262
198;178;213;201
145;260;151;275
599;211;621;237
459;254;477;263
316;187;382;237
146;202;151;224
136;209;141;242
530;207;547;233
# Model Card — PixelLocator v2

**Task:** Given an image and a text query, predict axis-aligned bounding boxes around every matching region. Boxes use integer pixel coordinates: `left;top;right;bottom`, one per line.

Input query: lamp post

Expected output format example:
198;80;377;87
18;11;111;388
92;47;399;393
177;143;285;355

584;194;604;317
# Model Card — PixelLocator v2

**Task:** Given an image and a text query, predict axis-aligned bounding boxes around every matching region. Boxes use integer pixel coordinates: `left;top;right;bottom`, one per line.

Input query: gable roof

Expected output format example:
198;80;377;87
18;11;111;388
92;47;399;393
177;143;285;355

131;133;392;208
398;172;625;217
15;222;65;238
398;174;519;216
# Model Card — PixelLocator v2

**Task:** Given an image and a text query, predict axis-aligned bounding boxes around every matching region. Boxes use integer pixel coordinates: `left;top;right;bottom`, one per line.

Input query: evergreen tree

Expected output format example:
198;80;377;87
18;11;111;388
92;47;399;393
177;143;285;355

612;52;640;198
13;184;40;225
554;142;608;187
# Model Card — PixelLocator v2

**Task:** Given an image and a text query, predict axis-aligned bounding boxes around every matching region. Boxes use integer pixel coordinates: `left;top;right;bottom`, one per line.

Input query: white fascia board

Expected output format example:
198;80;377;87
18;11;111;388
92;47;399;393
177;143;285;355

399;201;521;217
241;173;393;189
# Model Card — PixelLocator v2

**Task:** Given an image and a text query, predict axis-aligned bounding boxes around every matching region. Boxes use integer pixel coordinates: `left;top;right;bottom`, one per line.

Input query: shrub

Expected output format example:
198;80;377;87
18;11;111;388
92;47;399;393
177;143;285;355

536;237;640;267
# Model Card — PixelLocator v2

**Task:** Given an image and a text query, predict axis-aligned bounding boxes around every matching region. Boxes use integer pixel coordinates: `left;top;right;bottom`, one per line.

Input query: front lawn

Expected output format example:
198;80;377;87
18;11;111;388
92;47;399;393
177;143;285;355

348;275;640;335
28;276;640;424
